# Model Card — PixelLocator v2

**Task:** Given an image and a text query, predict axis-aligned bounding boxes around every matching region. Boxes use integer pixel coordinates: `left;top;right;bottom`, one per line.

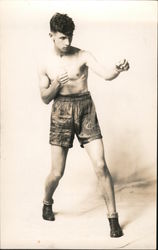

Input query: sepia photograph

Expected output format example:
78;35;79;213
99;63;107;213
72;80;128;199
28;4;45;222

0;0;157;249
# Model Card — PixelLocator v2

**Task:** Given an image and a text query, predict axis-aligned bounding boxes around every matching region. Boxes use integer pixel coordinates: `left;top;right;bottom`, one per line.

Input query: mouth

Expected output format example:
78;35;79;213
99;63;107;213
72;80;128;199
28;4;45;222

63;46;69;51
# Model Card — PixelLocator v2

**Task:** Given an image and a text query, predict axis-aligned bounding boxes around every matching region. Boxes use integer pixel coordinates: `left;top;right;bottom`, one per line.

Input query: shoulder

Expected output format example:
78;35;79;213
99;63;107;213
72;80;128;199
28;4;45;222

71;47;92;61
74;47;91;56
79;49;94;65
37;49;54;75
37;53;47;74
70;46;88;56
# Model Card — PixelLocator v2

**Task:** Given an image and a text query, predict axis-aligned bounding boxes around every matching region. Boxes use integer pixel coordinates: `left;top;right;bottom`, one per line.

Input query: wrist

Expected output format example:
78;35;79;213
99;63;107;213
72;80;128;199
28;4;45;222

114;65;121;74
51;79;61;88
57;79;62;87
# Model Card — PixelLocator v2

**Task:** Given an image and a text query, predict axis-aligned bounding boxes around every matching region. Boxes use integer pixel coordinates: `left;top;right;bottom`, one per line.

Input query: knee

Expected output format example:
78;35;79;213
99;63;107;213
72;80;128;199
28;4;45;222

48;170;63;182
95;160;109;178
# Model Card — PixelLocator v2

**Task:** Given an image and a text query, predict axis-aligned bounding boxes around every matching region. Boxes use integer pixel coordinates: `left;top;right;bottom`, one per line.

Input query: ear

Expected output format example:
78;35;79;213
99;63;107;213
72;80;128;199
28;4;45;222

49;32;53;38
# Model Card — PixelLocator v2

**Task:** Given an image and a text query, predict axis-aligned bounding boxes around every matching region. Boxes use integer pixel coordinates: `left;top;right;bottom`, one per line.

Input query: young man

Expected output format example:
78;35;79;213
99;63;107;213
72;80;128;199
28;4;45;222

38;13;129;237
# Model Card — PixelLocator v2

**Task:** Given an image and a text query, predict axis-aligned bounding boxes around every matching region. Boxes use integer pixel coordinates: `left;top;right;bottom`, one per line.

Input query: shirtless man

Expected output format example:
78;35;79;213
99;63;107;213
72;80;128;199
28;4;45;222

38;13;129;238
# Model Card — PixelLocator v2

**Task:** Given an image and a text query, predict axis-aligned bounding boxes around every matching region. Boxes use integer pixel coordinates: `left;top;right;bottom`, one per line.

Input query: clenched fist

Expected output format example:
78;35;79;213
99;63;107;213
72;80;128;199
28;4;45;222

115;59;130;72
57;71;69;86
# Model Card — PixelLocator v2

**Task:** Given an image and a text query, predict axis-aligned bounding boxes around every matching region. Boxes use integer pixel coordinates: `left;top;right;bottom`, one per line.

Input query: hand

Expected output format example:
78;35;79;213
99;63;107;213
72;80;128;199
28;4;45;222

115;59;130;72
58;71;69;86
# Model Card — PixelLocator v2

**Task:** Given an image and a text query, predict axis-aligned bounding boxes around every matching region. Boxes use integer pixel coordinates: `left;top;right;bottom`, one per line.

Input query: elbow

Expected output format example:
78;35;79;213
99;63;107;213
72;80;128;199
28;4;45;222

105;78;112;81
41;95;51;105
104;77;113;81
105;75;119;81
43;99;50;105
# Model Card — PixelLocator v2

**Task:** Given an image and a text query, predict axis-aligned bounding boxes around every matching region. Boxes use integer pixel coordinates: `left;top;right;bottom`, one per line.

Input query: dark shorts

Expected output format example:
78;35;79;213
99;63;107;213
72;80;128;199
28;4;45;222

49;91;102;148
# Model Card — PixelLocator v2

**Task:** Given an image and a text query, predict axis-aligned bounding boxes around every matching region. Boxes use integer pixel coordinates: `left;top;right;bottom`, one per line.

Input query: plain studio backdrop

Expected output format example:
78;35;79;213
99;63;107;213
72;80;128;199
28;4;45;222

0;1;157;249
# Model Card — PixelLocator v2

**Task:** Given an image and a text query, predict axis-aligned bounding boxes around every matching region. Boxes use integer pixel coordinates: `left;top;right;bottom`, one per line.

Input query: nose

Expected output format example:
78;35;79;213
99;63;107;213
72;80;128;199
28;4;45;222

64;38;70;46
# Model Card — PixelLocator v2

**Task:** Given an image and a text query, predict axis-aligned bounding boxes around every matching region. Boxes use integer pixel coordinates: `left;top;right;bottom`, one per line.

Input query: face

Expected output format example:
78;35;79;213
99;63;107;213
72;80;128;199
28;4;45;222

50;32;72;54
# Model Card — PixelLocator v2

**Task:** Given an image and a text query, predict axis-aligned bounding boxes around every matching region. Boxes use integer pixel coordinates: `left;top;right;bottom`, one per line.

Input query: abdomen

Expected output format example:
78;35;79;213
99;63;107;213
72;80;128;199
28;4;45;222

60;78;88;95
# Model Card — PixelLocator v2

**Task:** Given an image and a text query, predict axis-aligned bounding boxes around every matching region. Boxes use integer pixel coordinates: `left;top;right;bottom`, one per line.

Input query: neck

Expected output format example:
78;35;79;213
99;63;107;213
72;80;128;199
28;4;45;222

53;45;70;57
54;46;63;57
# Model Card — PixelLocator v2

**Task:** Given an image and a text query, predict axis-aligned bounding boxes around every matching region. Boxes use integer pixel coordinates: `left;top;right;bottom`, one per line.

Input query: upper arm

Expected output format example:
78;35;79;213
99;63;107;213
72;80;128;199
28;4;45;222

82;50;108;79
38;63;50;93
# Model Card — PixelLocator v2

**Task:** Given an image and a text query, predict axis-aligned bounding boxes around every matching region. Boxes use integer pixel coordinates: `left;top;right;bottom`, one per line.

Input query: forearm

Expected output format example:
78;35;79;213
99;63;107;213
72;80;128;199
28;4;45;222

105;59;129;81
85;51;129;82
105;67;120;81
41;81;61;104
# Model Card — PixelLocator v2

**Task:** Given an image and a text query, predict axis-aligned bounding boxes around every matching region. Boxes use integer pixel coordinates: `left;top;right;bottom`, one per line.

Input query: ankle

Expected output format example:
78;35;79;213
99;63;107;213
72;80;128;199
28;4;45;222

107;212;118;219
43;204;52;209
43;198;54;206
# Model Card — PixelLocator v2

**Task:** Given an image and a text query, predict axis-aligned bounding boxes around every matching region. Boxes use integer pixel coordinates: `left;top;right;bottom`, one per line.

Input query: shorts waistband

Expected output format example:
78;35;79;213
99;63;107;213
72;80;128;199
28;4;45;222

55;91;91;102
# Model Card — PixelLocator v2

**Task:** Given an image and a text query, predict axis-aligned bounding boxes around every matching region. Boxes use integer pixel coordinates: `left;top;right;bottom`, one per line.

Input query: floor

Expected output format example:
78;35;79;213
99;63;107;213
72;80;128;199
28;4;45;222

1;165;156;249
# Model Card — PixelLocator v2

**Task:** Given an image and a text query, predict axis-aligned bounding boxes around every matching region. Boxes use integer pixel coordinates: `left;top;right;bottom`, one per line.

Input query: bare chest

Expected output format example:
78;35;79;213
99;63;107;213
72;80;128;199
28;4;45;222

45;54;87;81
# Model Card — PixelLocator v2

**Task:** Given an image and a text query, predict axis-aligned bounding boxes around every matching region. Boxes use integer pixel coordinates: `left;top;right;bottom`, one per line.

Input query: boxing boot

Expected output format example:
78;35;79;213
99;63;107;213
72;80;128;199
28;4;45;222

108;213;123;237
42;204;55;221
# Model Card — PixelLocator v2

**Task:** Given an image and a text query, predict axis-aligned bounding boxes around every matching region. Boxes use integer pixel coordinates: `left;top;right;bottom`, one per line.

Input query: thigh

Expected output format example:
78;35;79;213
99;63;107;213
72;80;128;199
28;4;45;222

77;98;102;147
50;100;74;148
84;138;106;166
50;145;69;176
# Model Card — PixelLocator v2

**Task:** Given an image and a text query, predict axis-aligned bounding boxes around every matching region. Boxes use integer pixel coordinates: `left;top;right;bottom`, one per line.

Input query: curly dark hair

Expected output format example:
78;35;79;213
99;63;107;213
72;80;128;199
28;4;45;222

50;13;75;36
